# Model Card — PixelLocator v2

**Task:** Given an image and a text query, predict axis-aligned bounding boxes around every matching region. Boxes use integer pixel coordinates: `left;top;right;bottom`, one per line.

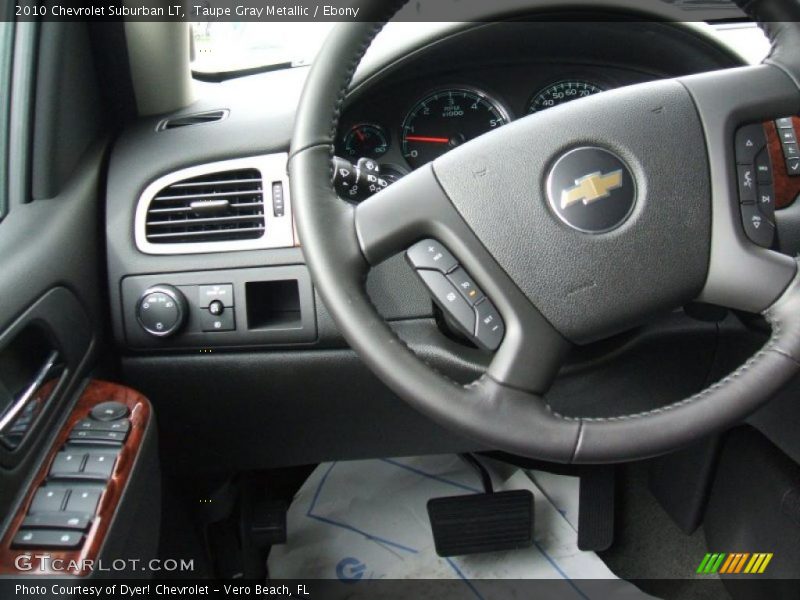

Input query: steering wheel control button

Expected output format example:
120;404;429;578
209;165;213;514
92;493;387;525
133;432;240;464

776;117;794;129
757;185;776;224
474;300;505;351
447;268;485;306
406;239;458;274
546;147;636;234
735;123;767;164
788;157;800;176
12;529;83;550
201;308;235;332
755;149;773;184
736;165;757;203
417;270;476;335
90;401;129;422
198;284;234;308
136;285;188;337
741;203;775;248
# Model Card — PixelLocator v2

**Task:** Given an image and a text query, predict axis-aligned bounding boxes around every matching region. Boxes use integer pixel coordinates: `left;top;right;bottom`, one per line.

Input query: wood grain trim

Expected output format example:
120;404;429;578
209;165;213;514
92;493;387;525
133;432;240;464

767;117;800;210
0;380;151;576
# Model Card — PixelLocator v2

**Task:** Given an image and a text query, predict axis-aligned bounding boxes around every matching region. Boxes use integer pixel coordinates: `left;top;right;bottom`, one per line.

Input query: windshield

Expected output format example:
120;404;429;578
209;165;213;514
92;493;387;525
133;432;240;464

191;22;337;73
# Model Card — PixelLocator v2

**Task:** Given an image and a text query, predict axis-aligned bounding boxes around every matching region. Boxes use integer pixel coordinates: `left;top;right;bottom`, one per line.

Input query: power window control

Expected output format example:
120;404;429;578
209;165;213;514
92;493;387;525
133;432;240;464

82;453;117;480
22;513;91;531
13;529;83;549
65;488;103;515
30;487;68;513
50;451;87;478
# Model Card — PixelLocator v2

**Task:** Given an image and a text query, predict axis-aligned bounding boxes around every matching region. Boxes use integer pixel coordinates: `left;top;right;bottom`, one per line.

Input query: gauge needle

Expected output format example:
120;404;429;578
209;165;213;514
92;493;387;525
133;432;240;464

355;129;366;142
405;135;450;144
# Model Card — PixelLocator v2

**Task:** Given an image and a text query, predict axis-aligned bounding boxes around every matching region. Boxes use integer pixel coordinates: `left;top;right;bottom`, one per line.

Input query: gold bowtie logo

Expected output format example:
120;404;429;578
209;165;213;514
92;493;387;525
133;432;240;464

560;170;623;210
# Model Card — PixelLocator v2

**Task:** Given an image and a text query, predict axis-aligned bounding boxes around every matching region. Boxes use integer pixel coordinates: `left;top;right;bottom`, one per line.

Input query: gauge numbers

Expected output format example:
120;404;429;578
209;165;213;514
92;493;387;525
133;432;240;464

401;89;509;169
527;80;604;114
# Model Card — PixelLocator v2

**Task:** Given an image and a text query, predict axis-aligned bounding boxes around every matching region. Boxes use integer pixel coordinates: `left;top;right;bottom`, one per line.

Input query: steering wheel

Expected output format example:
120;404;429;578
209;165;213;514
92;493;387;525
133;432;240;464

289;0;800;463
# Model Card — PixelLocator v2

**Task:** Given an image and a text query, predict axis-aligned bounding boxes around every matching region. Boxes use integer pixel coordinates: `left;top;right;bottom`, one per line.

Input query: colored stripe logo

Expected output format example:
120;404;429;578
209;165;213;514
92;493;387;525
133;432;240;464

697;553;773;574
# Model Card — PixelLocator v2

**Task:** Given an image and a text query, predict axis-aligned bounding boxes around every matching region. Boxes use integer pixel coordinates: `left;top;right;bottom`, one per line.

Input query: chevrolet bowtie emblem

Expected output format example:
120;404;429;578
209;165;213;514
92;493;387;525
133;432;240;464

560;170;623;210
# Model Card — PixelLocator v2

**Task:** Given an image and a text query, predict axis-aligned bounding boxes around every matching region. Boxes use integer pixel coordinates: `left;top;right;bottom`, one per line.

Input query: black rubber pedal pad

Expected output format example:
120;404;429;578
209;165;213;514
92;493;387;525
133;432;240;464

427;490;534;557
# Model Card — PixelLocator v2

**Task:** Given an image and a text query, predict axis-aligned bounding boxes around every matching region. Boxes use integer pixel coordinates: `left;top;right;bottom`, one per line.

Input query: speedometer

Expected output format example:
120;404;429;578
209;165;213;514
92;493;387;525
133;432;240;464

401;88;509;169
527;80;604;114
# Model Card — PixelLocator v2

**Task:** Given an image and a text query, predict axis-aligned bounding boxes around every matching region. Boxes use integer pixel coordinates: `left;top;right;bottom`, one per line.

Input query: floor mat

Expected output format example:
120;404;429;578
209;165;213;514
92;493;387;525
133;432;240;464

268;455;657;599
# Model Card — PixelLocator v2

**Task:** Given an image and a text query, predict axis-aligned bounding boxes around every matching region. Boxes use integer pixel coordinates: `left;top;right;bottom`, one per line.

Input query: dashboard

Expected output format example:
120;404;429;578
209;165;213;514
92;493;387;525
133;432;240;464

334;21;744;183
105;18;776;471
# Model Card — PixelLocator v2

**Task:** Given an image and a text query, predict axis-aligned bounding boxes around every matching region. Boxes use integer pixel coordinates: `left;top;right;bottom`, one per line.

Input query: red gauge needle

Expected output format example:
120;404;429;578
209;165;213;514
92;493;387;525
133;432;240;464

355;128;366;142
405;135;450;144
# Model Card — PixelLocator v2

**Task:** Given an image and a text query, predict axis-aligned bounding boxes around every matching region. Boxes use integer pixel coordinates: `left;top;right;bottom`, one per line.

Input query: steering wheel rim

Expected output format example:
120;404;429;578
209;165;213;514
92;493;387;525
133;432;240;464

289;0;800;463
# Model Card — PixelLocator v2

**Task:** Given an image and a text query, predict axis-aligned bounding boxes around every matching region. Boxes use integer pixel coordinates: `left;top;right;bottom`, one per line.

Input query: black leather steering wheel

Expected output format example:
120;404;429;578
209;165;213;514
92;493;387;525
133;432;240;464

289;0;800;463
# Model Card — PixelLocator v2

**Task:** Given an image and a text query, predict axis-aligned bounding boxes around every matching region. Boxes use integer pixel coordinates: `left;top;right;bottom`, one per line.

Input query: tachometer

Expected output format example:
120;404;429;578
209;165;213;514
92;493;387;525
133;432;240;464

527;80;604;114
401;88;509;169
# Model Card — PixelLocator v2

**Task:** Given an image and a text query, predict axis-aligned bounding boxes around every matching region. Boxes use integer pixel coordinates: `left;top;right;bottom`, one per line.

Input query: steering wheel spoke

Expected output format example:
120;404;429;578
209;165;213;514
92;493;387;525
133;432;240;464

681;64;800;312
356;164;570;393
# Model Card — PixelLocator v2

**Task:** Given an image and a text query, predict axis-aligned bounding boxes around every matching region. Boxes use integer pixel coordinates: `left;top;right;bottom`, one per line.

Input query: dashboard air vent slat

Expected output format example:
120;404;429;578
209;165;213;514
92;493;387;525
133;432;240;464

144;168;265;244
157;109;229;131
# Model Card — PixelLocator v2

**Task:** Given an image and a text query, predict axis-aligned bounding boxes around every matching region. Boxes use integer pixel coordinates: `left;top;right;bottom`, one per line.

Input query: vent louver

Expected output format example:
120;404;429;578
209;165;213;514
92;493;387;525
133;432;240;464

144;168;266;244
157;109;228;131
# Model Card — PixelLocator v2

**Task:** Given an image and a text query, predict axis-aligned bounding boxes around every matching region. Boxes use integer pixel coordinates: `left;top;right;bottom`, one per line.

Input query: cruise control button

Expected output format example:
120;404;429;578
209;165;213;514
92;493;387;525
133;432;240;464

13;529;83;549
735;124;766;164
755;150;773;184
406;240;458;274
736;165;756;202
90;401;129;422
757;184;776;224
741;203;775;248
417;270;476;335
474;300;505;351
198;284;234;308
447;268;484;306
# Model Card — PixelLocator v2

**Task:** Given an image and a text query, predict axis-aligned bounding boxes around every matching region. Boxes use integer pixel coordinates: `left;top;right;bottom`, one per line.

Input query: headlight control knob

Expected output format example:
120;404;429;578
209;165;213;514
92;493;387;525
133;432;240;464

136;285;188;337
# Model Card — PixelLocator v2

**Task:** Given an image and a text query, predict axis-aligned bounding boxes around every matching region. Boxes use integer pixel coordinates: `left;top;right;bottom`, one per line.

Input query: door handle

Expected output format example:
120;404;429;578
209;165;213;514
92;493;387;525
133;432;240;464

0;350;63;438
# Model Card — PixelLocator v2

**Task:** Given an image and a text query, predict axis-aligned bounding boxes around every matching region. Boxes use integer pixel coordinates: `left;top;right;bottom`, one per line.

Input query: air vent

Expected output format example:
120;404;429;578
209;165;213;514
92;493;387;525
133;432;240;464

157;109;228;131
144;168;266;244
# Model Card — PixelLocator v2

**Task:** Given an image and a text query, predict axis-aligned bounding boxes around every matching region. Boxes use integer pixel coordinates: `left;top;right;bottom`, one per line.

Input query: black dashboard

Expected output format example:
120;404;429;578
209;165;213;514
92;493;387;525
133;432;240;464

105;18;756;472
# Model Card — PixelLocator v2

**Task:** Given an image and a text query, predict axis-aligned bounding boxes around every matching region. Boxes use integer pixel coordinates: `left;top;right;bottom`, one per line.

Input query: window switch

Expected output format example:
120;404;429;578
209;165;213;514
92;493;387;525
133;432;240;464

82;453;117;480
30;487;68;513
12;529;83;549
65;488;103;515
50;451;87;478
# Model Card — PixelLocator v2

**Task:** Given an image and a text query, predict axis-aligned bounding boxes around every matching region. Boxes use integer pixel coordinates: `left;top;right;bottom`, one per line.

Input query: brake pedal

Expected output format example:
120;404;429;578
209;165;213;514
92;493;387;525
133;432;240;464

427;490;534;557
